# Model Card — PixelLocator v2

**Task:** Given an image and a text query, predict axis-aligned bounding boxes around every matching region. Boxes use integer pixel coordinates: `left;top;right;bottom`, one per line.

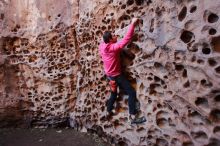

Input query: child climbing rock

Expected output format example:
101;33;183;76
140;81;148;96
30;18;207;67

99;18;146;124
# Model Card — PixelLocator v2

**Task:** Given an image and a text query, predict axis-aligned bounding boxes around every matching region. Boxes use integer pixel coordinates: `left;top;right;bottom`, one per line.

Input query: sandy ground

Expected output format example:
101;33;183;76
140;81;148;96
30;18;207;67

0;128;110;146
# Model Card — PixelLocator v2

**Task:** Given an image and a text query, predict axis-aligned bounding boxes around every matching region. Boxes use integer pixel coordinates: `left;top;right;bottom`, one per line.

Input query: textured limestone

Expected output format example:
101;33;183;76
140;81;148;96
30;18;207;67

1;0;220;145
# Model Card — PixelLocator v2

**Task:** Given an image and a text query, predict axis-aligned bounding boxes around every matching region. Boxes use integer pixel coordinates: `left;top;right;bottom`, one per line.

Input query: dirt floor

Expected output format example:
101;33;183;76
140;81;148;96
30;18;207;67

0;128;111;146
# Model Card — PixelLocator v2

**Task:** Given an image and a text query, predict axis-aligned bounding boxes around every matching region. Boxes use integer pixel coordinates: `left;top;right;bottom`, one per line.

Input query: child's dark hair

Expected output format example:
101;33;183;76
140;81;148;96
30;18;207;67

103;31;112;43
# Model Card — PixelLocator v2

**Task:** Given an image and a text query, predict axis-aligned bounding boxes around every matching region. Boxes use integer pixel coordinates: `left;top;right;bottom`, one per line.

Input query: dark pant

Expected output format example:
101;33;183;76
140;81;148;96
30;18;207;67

107;74;137;115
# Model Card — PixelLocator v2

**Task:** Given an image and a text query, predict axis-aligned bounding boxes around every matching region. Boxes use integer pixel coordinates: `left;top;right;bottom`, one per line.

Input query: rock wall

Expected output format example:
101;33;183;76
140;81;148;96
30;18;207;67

0;0;220;145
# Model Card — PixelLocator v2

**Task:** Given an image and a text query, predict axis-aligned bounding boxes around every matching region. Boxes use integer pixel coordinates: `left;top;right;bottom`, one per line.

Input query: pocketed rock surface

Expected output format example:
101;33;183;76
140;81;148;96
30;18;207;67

0;0;220;145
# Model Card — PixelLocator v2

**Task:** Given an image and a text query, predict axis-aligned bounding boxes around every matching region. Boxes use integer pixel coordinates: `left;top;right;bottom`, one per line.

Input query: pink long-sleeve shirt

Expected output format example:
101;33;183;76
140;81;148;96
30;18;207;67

99;24;135;77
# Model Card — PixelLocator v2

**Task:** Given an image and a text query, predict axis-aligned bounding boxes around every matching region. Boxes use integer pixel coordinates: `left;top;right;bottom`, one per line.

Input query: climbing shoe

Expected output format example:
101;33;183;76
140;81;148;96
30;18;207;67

107;109;116;116
129;115;146;124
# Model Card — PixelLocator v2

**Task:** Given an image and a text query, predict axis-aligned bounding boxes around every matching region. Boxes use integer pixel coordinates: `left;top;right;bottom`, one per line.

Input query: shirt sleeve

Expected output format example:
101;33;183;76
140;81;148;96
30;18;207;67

110;24;135;52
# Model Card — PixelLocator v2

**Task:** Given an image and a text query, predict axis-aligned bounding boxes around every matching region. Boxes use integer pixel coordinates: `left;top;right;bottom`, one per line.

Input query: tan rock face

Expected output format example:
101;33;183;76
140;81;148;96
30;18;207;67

1;0;220;145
